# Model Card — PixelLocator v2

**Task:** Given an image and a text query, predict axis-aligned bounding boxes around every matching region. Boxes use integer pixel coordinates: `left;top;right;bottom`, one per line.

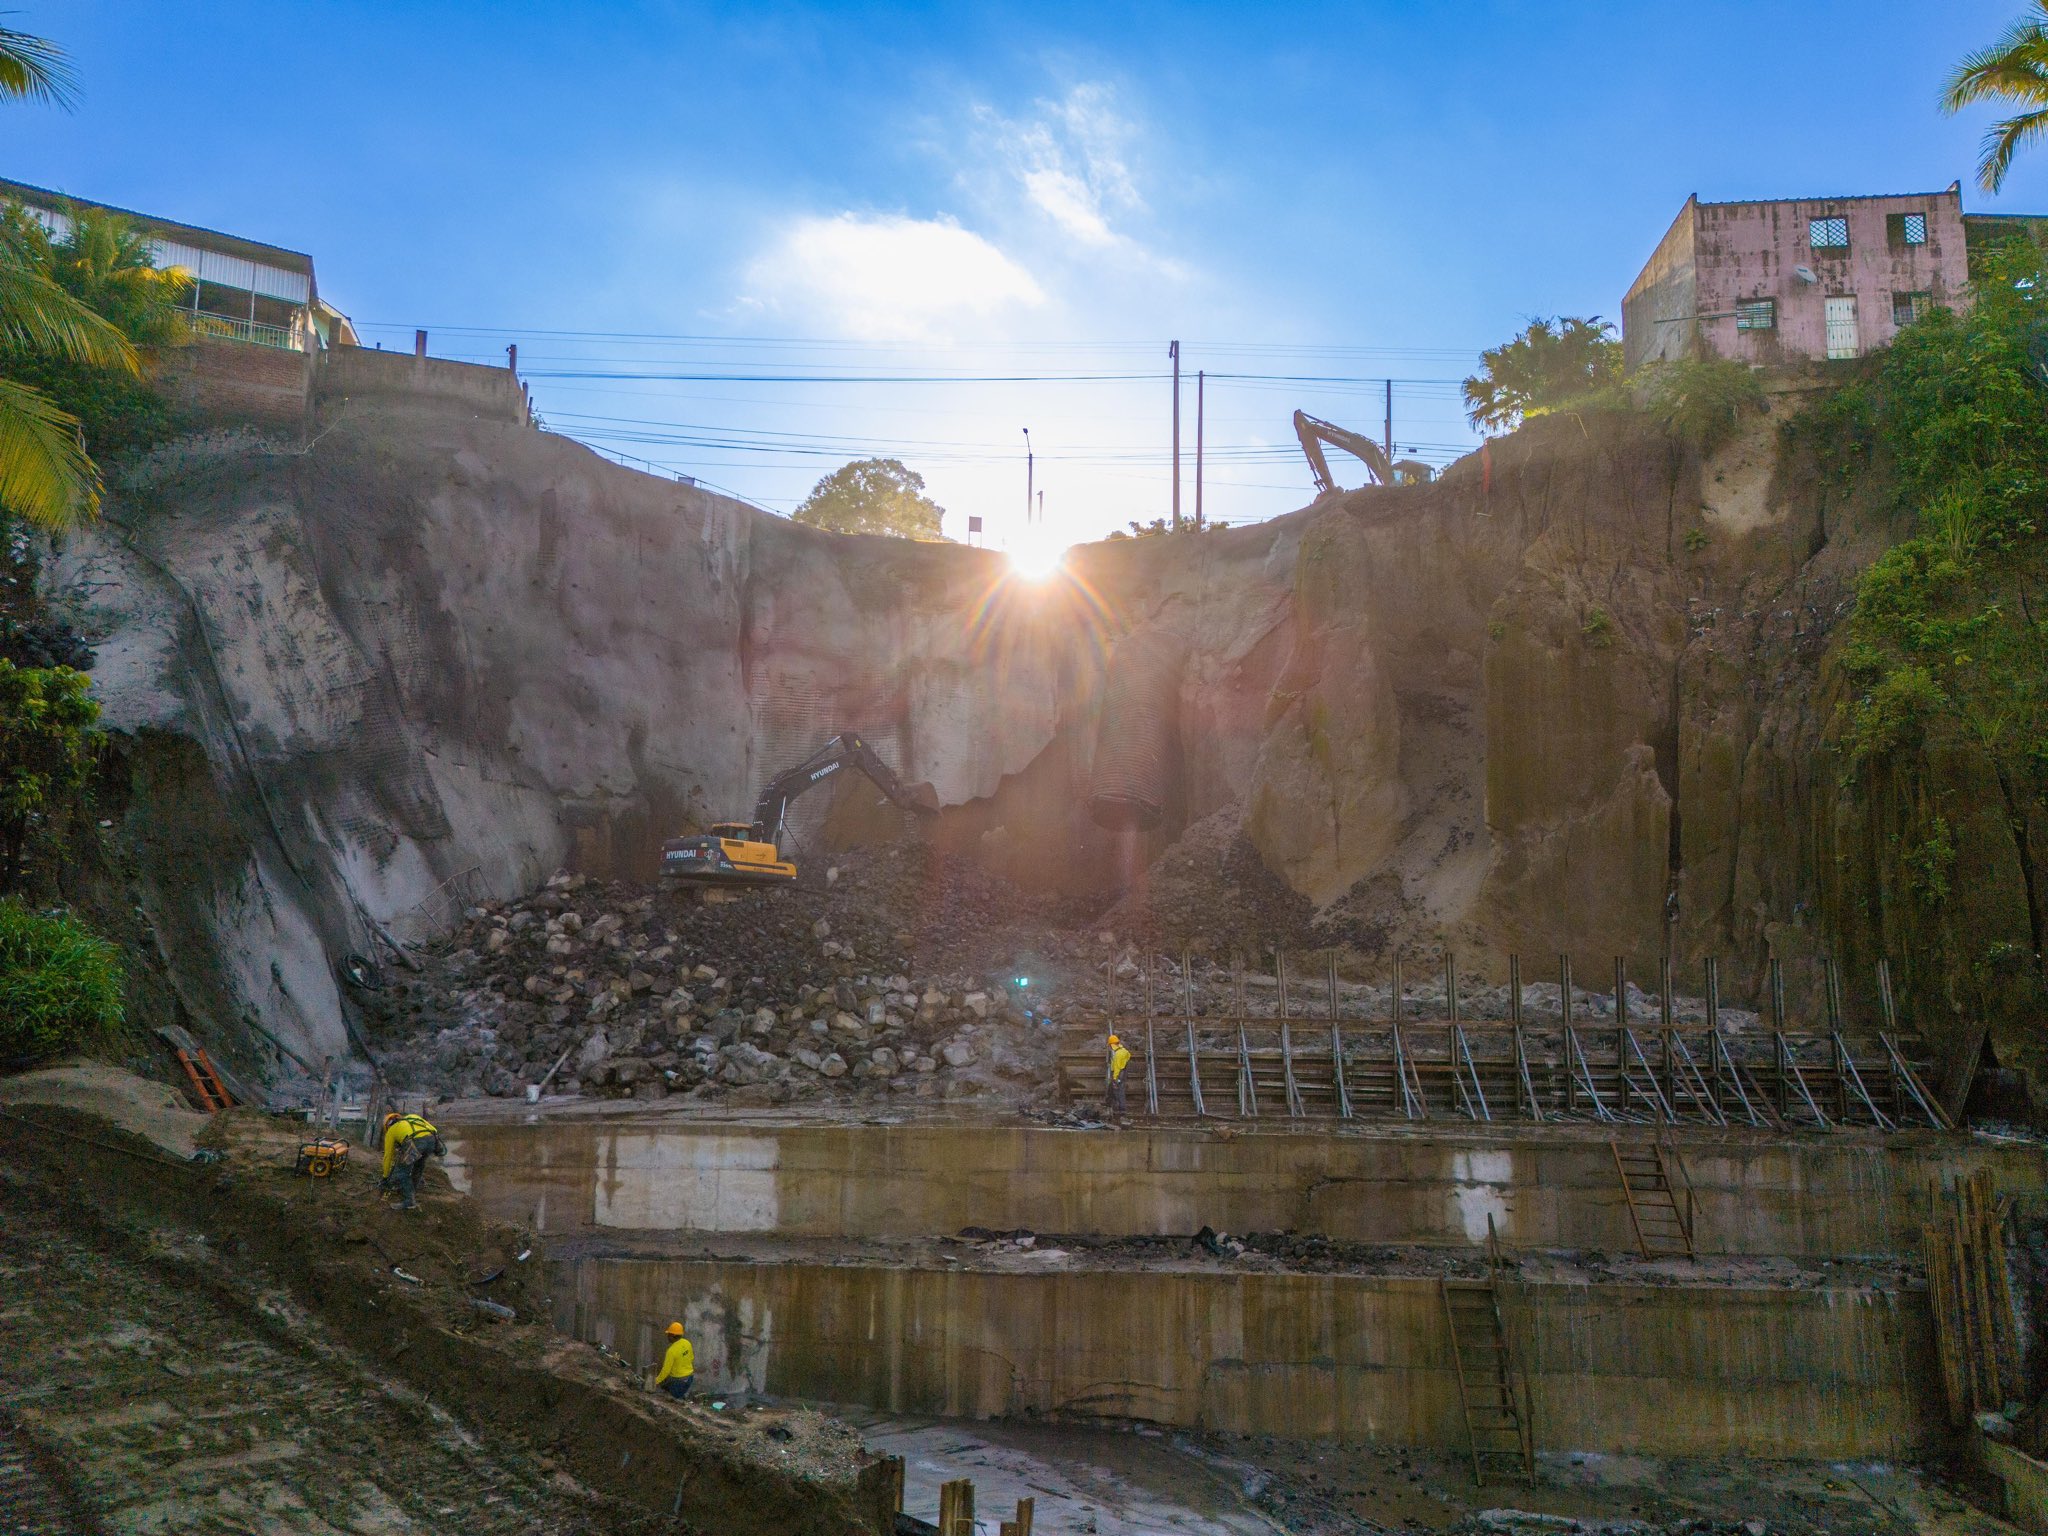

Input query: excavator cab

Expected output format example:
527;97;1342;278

660;734;938;889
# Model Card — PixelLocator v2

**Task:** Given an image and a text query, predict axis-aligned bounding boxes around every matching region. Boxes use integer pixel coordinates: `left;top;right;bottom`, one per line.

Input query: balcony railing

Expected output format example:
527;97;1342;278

183;312;304;351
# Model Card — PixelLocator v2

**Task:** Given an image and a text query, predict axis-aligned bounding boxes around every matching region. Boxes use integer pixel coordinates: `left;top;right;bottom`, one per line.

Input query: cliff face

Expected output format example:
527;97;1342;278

48;391;2041;1109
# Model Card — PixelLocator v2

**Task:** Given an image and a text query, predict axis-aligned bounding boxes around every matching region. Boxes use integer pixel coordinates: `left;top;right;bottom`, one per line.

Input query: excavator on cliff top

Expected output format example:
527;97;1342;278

660;732;940;888
1292;409;1434;497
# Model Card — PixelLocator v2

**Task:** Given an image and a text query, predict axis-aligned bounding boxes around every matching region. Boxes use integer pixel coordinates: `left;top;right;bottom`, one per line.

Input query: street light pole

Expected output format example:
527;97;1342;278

1168;340;1181;532
1021;427;1033;527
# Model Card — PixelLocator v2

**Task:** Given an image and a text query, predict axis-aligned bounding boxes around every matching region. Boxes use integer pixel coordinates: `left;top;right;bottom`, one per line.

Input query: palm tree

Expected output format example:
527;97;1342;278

1944;3;2048;193
0;21;75;107
0;22;139;529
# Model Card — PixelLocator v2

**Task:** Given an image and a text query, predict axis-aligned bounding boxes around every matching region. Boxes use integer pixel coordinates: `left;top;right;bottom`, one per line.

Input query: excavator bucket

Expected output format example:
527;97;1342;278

900;780;940;815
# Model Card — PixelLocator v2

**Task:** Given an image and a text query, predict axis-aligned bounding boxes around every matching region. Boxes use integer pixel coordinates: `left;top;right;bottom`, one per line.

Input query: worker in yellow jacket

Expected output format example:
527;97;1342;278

379;1111;444;1211
651;1321;695;1400
1107;1033;1131;1120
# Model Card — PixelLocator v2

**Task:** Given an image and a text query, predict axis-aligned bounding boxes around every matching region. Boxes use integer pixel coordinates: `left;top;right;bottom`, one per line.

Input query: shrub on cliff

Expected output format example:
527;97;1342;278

1462;316;1624;431
0;662;101;893
0;898;122;1062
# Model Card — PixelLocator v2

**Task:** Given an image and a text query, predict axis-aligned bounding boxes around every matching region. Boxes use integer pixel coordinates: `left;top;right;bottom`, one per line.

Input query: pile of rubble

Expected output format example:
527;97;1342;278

364;856;1068;1105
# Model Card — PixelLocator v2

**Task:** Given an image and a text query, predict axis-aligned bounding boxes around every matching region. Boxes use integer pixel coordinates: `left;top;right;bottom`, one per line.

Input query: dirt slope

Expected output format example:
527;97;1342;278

0;1096;892;1535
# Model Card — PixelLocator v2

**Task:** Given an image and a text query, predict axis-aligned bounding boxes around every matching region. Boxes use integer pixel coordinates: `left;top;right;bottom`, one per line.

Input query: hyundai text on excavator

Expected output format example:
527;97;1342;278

659;733;940;888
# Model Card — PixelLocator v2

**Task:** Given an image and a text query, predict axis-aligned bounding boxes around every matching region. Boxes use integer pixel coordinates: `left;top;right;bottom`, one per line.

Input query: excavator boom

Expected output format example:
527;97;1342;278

1293;409;1394;497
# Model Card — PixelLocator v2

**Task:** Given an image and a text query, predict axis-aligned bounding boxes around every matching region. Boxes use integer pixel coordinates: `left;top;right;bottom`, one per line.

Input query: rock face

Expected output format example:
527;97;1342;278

48;394;2037;1109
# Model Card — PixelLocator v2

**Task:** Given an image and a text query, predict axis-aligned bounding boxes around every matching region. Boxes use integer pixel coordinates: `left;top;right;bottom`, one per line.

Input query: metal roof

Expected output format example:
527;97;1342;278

0;175;313;274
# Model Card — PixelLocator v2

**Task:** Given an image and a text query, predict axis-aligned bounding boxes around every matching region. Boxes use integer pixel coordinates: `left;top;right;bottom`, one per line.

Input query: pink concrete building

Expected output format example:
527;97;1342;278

1622;185;1969;371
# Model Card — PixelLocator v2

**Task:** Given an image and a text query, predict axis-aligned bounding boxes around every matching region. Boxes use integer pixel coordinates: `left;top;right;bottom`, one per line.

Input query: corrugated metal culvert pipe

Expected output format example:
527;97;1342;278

1088;625;1190;830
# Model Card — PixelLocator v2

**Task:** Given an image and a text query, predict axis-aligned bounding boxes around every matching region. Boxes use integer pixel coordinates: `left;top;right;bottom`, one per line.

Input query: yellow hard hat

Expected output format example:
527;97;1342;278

382;1111;402;1129
666;1321;686;1337
1107;1033;1121;1046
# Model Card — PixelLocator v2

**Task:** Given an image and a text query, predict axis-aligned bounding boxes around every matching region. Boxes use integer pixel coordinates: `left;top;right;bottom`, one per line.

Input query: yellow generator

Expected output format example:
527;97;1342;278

295;1137;350;1178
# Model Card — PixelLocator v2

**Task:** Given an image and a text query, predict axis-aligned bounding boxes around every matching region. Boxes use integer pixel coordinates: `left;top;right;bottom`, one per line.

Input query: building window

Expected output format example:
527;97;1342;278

1893;290;1933;326
1809;215;1850;252
1735;298;1777;331
1887;211;1928;249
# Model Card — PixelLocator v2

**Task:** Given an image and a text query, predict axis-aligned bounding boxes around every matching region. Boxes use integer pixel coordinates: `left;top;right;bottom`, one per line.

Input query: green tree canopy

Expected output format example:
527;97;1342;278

0;662;102;894
1462;316;1624;433
1944;1;2048;193
790;457;947;539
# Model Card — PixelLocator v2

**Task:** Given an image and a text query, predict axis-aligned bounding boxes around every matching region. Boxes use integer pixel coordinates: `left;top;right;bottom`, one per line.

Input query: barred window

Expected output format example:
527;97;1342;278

1735;298;1777;331
1809;216;1850;251
1893;290;1933;326
1887;212;1928;249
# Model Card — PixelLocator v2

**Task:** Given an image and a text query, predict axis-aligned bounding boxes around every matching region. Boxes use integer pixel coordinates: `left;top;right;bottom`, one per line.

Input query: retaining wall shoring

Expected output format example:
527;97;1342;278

551;1256;1940;1460
442;1118;2048;1258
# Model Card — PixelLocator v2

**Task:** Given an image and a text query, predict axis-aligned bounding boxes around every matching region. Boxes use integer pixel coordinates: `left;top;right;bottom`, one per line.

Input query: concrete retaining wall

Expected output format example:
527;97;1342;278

316;346;528;424
553;1254;1939;1458
445;1118;2047;1257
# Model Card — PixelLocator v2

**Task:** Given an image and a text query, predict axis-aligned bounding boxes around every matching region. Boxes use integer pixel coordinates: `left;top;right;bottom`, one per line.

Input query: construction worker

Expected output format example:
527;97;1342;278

651;1322;694;1400
1107;1032;1131;1120
379;1110;444;1211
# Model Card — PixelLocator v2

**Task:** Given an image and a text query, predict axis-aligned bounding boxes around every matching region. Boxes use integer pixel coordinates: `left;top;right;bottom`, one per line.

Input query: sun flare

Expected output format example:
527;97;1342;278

1007;533;1070;581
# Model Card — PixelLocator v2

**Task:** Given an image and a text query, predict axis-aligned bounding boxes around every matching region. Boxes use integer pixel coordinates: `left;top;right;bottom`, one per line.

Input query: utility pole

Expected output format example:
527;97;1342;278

1195;369;1205;530
1037;490;1044;523
1383;379;1393;472
1021;427;1033;526
1169;340;1181;532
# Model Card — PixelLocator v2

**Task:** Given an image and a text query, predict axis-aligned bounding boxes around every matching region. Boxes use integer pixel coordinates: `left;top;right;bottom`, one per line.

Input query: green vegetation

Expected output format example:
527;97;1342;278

1818;240;2048;787
0;21;188;529
1462;316;1623;432
0;898;123;1062
791;457;947;539
1943;1;2048;193
1580;607;1614;648
0;662;102;894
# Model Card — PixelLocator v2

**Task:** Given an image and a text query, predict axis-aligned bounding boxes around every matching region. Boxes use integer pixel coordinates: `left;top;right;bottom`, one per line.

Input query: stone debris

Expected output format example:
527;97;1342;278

362;848;1068;1105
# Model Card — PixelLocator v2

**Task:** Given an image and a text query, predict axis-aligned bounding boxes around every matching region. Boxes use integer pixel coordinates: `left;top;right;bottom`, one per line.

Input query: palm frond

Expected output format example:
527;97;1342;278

0;377;98;529
0;24;74;108
1980;108;2048;192
0;260;136;372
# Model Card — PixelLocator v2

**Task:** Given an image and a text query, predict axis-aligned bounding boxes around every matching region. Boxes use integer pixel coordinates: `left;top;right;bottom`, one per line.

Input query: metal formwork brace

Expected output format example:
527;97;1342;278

1185;1020;1205;1117
1145;1022;1159;1117
1391;955;1426;1119
1613;958;1635;1118
1453;1027;1492;1121
1822;960;1892;1129
1881;1031;1950;1129
1664;1031;1727;1125
1277;953;1305;1117
1777;1031;1831;1128
1710;1032;1769;1127
1621;1029;1677;1123
1560;955;1579;1116
1566;1026;1616;1122
1510;955;1543;1122
1142;965;1160;1116
1874;958;1951;1130
1328;951;1353;1120
1183;948;1206;1118
1235;957;1258;1118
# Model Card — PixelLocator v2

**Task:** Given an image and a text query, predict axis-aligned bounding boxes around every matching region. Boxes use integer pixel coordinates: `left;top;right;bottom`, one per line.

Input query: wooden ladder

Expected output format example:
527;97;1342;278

175;1048;234;1113
1610;1138;1695;1258
1441;1217;1534;1487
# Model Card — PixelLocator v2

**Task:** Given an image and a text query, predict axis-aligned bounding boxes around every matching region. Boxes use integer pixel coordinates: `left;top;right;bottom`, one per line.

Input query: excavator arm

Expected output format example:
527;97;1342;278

750;733;940;847
1293;409;1395;497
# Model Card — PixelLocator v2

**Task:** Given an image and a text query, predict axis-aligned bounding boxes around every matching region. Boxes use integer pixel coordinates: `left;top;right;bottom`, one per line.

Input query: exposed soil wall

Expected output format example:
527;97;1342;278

42;388;2042;1109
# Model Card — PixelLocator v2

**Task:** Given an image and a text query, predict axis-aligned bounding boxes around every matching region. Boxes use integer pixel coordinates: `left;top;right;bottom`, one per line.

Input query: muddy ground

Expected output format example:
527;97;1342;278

0;1093;891;1535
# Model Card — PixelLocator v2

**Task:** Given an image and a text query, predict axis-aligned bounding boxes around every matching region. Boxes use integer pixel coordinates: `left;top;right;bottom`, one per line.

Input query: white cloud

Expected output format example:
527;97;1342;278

979;82;1146;251
741;212;1044;343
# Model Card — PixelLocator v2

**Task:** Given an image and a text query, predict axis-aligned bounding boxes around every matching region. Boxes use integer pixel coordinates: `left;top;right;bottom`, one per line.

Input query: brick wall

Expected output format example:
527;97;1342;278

150;339;314;428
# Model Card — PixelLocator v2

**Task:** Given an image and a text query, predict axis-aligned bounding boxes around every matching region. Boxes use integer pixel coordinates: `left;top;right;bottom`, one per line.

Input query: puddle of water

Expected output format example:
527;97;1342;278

851;1414;1286;1535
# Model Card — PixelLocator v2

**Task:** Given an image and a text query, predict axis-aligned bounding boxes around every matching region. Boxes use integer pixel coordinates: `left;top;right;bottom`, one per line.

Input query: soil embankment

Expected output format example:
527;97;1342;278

0;1088;893;1534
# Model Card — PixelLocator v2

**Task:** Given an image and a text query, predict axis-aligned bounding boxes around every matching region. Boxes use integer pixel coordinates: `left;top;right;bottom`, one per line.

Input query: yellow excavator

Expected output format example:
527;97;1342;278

659;732;940;888
1292;410;1434;495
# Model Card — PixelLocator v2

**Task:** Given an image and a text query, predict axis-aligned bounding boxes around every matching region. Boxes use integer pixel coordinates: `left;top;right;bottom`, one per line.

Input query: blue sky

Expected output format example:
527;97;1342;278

8;1;2043;548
